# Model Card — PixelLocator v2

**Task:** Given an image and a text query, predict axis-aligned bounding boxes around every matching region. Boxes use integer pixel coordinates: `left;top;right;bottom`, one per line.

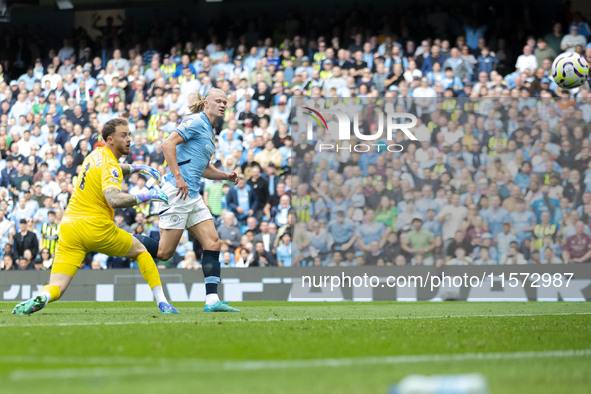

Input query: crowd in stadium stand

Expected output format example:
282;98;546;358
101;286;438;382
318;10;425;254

0;4;590;270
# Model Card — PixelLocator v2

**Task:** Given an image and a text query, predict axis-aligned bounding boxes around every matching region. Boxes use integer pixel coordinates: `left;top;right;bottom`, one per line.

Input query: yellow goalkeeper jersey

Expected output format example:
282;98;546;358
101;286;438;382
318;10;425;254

65;147;123;221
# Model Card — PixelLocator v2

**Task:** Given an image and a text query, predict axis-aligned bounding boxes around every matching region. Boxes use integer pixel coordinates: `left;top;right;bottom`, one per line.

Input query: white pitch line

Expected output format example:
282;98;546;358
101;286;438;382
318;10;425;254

1;311;590;328
8;349;591;381
0;355;156;366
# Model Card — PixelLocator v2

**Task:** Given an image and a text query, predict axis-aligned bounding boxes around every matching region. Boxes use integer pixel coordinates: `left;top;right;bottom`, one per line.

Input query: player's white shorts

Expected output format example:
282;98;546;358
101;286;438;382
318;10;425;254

157;181;213;230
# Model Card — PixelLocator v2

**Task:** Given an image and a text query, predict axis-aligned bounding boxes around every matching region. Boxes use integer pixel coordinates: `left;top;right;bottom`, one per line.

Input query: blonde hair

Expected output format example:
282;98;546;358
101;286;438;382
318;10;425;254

189;93;206;113
189;88;225;113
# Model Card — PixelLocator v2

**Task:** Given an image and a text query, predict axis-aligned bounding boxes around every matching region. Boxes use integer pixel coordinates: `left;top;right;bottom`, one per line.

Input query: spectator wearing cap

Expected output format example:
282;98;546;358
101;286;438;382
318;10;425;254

77;63;97;91
159;54;175;81
12;218;38;261
561;24;587;53
319;59;334;80
58;56;74;77
262;163;280;197
57;38;75;62
231;55;248;79
295;56;314;78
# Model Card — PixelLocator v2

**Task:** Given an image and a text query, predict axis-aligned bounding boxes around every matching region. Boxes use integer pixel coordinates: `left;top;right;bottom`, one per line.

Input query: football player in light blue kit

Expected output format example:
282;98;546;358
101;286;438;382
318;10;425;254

139;88;240;312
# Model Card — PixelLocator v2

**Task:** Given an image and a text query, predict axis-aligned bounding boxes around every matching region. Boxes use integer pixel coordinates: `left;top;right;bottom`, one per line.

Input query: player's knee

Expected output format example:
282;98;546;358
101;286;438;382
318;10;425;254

204;237;221;252
157;247;175;261
134;242;148;255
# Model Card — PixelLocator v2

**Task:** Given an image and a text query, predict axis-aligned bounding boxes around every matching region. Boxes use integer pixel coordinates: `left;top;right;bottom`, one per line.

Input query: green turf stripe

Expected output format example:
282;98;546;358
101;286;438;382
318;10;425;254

8;349;591;382
3;311;591;328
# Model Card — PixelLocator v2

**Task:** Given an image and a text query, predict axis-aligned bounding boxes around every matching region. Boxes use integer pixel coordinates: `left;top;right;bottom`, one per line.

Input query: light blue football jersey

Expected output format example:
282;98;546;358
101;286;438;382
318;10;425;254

164;112;215;198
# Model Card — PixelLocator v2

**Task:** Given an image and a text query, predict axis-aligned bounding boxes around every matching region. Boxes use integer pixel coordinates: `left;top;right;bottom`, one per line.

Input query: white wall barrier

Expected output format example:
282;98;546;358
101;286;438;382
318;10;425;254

1;265;590;302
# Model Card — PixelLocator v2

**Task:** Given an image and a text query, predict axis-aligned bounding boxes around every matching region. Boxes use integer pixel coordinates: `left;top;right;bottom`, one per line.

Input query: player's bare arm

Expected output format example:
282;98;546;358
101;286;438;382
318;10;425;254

202;163;239;185
162;131;189;199
103;188;140;208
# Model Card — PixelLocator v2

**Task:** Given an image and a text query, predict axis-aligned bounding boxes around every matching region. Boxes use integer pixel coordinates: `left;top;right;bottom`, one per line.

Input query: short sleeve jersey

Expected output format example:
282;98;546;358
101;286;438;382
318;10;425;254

65;146;123;221
164;112;215;198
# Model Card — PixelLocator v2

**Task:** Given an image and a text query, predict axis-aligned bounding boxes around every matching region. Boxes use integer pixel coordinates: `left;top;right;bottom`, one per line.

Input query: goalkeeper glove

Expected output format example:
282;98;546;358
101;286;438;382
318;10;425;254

135;189;168;205
130;164;162;183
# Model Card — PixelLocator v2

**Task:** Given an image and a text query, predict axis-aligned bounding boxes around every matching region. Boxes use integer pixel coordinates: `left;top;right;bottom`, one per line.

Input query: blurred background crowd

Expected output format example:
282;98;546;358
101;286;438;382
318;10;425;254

0;1;590;270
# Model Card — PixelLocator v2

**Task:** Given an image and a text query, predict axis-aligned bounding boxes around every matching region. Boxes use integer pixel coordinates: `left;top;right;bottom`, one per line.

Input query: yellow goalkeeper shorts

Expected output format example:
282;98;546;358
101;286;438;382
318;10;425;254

51;216;133;276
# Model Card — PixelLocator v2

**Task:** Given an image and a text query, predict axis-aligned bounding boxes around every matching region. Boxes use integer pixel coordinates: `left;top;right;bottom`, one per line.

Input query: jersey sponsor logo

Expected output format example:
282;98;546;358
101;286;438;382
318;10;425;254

112;169;119;178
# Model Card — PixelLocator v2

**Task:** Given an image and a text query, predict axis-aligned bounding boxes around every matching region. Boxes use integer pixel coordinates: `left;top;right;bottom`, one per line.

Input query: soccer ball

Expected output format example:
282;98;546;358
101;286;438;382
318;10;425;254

551;52;589;89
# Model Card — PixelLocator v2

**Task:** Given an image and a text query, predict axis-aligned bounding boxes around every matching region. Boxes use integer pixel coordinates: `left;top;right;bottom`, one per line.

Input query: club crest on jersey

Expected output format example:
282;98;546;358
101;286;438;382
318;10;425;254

112;169;119;178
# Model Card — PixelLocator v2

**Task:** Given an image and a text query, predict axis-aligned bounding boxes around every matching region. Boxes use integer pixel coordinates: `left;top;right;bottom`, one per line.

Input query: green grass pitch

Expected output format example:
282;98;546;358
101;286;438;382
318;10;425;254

1;301;590;393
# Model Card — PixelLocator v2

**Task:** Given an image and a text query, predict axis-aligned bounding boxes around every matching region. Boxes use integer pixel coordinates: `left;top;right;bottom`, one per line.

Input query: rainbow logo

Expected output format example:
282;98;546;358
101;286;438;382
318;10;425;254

303;107;328;131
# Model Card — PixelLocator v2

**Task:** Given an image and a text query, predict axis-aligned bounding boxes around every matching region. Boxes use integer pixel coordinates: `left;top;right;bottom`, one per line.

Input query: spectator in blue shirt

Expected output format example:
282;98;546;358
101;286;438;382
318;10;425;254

356;209;387;252
510;199;537;244
327;211;356;252
480;194;510;236
514;161;532;192
226;175;258;223
476;47;498;75
422;208;442;237
276;232;299;267
421;45;447;74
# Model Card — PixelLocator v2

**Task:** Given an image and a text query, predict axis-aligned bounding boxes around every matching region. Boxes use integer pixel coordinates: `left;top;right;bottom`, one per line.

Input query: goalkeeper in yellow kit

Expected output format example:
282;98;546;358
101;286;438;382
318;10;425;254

13;118;179;315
